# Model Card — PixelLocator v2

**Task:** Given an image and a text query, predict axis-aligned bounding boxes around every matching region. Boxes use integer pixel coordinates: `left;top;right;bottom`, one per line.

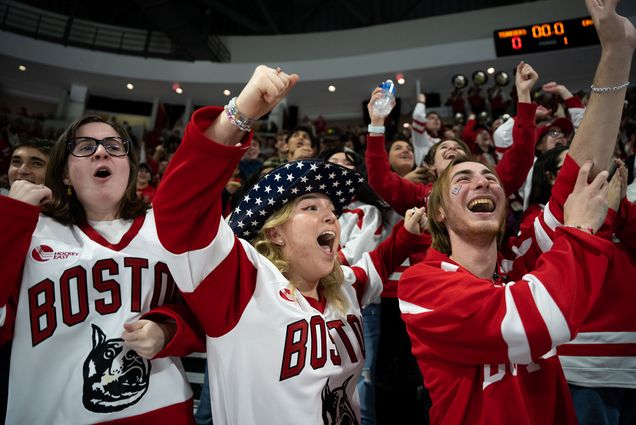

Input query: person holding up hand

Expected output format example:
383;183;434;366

152;65;430;424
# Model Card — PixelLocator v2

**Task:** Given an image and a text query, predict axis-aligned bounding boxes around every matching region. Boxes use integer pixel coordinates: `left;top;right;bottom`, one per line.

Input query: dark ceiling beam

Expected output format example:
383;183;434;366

340;0;370;26
255;0;280;35
133;0;230;61
371;0;382;25
300;1;326;33
207;0;266;34
397;0;422;21
61;0;77;45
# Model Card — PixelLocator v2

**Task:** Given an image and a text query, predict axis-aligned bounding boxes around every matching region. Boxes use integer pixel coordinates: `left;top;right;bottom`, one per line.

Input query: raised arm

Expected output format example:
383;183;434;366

153;66;299;337
204;66;299;148
366;87;429;214
411;93;438;163
494;61;539;195
154;66;299;254
568;0;636;176
542;81;586;128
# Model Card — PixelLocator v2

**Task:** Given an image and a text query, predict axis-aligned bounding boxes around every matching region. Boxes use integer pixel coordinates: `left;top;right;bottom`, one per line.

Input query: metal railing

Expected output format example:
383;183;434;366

0;1;188;61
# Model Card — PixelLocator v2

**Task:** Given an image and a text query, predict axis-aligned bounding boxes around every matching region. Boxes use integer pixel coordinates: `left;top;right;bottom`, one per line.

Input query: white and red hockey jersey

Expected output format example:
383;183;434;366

338;200;385;267
508;155;636;389
411;102;440;166
0;197;204;424
398;228;614;425
153;107;428;425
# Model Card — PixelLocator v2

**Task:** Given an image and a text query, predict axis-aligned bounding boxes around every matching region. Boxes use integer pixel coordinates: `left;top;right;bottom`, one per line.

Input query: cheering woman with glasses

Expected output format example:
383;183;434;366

0;115;203;424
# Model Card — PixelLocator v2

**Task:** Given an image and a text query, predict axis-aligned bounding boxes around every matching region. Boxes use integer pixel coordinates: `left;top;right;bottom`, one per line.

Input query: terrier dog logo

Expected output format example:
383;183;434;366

82;324;151;413
321;374;359;425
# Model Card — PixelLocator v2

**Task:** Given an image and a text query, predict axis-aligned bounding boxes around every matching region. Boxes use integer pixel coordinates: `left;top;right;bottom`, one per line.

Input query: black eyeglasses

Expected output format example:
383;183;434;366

67;137;130;157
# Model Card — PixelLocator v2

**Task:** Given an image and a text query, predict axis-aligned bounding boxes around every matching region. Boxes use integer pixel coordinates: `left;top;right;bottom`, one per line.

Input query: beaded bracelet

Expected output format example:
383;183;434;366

561;224;594;234
224;97;255;132
590;81;630;93
367;124;385;134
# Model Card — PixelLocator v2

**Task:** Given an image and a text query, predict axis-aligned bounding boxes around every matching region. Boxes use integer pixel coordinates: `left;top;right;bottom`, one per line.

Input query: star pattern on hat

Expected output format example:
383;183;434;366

229;159;365;240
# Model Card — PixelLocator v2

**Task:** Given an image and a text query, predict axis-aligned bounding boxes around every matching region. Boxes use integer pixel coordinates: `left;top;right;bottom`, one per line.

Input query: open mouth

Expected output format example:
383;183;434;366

444;152;463;160
467;198;495;213
94;167;112;178
317;231;336;254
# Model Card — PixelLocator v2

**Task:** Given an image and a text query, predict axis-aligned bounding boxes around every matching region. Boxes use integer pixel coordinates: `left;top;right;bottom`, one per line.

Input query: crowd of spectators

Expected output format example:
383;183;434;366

1;19;636;421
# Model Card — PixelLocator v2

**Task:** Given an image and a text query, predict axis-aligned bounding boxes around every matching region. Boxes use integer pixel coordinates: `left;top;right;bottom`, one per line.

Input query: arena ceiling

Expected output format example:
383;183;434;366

2;0;635;120
16;0;539;36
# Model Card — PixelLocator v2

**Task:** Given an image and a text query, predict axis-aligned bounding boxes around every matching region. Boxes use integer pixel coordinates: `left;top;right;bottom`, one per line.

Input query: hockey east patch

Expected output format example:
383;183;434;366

82;324;151;413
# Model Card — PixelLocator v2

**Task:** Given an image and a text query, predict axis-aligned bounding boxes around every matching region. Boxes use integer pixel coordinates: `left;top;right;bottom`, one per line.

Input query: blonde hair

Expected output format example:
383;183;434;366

252;200;349;314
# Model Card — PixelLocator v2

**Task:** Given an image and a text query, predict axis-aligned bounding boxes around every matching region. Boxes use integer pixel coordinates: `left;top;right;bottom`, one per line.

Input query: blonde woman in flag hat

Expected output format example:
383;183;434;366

153;65;430;425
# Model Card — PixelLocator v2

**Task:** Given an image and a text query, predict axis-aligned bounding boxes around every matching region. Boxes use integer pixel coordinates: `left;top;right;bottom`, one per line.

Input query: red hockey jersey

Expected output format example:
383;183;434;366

398;228;613;425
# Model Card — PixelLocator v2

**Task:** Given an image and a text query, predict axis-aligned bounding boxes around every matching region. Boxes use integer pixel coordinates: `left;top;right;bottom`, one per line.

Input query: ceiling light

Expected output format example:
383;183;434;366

494;71;510;87
328;85;336;92
223;89;231;96
452;74;467;89
126;83;134;90
487;67;495;74
18;65;26;72
472;70;488;86
396;73;406;85
172;82;183;94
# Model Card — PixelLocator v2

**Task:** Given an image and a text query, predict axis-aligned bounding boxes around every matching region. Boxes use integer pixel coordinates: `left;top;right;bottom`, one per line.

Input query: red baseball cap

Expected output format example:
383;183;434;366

536;117;574;143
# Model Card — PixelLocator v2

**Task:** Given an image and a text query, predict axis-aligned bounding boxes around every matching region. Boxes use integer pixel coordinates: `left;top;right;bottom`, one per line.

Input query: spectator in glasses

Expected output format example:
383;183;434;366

0;115;203;424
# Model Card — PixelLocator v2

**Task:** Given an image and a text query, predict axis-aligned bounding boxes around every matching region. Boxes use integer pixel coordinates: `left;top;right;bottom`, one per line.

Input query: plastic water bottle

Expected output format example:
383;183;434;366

372;80;396;117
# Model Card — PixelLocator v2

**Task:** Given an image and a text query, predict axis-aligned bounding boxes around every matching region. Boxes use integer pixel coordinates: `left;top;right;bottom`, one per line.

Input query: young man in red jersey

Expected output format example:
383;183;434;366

398;1;635;423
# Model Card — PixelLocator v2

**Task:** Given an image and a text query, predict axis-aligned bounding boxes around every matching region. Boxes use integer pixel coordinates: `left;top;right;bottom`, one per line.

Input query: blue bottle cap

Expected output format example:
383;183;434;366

380;80;396;96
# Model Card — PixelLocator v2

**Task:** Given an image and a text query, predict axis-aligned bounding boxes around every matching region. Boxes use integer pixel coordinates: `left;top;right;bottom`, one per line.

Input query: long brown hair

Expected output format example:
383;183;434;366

42;115;147;225
427;157;507;254
252;200;349;314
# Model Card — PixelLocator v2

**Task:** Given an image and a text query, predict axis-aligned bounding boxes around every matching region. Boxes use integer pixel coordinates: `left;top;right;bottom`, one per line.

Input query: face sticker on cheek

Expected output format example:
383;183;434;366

451;186;461;196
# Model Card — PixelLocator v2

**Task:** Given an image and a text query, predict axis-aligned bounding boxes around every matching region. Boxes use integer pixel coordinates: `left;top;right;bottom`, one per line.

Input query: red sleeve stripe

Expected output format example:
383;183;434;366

559;345;636;357
501;274;570;364
177;218;237;293
182;237;258;337
350;266;369;305
524;273;570;346
512;274;572;360
413;118;426;127
508;282;554;361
